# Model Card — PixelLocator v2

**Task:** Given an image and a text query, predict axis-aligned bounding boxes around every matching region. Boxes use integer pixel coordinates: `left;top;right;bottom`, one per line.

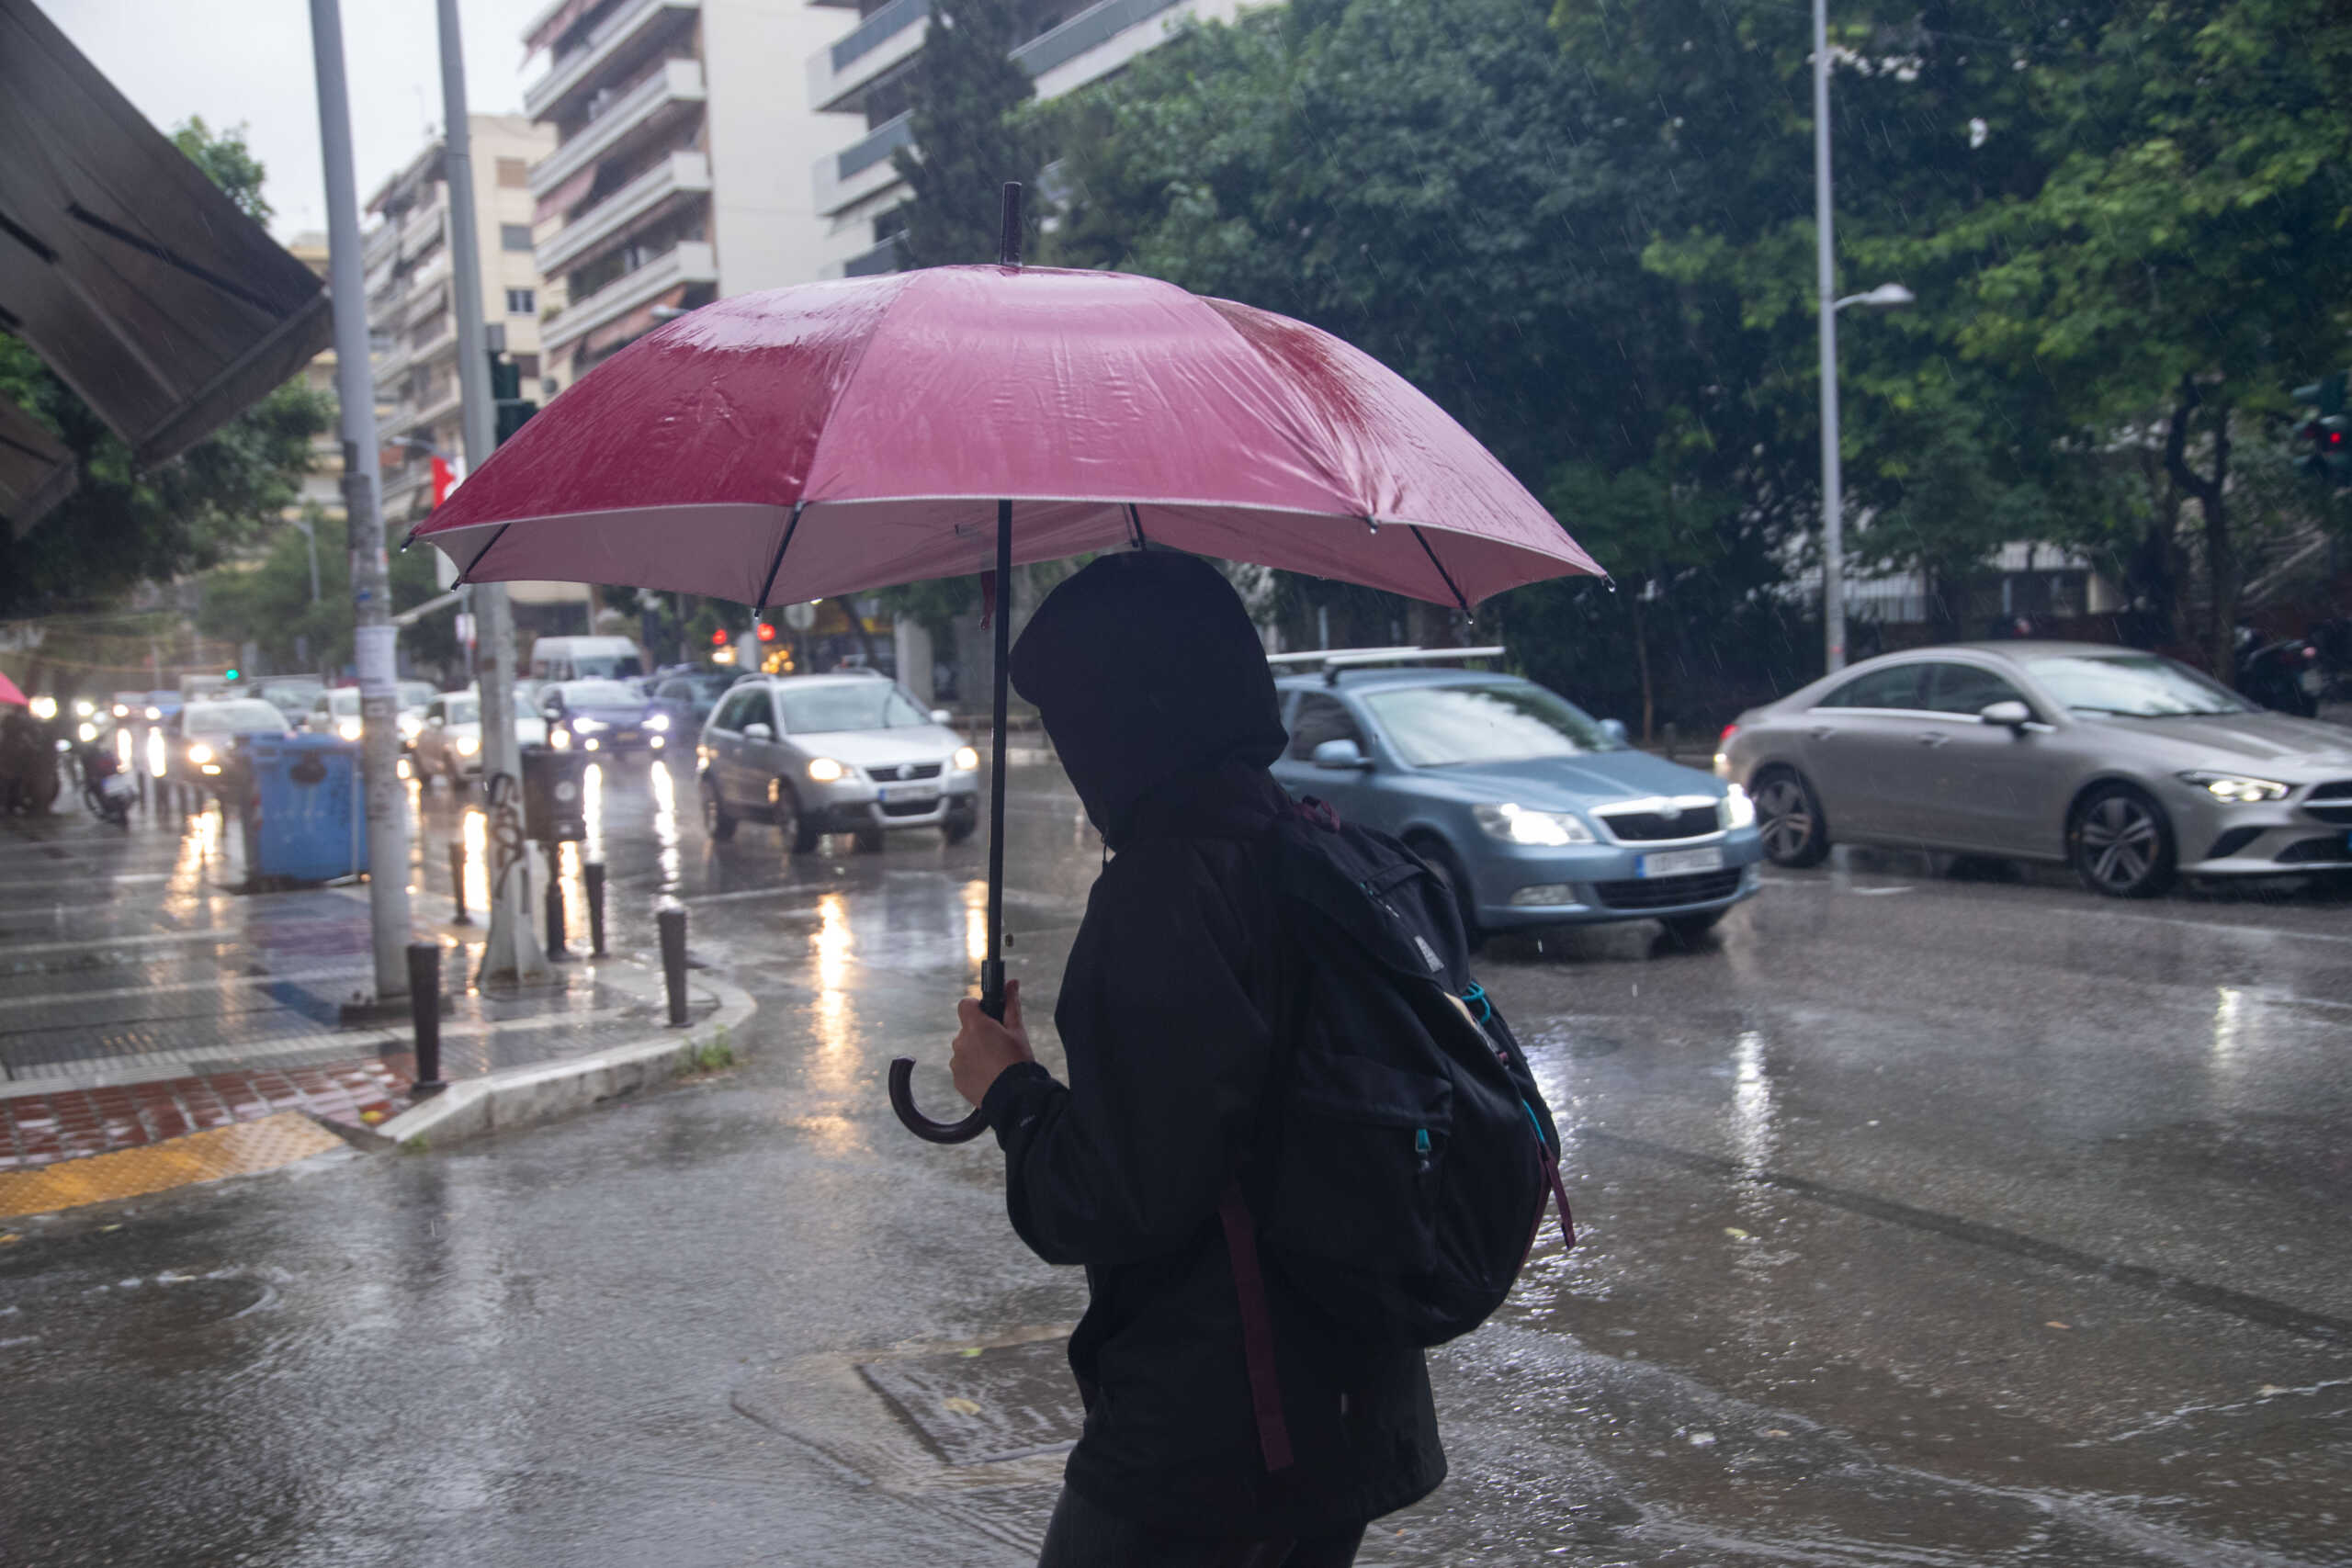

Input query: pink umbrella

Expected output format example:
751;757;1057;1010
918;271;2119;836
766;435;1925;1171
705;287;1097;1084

0;671;28;707
410;189;1602;1141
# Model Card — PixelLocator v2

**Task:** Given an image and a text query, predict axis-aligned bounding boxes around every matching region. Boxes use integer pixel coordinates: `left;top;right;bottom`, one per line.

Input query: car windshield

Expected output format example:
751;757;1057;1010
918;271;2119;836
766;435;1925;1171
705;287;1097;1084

775;682;931;734
2021;654;2253;717
447;695;538;726
397;682;435;708
560;681;641;706
568;654;643;679
325;690;360;715
1361;682;1623;766
185;701;286;735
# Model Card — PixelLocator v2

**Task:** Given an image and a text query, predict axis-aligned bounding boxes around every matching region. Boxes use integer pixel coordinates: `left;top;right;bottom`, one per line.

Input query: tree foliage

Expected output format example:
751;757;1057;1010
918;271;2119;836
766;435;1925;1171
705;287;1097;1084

0;118;328;620
891;0;1047;265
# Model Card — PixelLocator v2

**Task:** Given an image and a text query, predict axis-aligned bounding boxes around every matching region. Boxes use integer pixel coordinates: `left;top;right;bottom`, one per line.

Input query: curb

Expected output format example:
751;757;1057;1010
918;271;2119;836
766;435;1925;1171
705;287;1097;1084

363;968;759;1151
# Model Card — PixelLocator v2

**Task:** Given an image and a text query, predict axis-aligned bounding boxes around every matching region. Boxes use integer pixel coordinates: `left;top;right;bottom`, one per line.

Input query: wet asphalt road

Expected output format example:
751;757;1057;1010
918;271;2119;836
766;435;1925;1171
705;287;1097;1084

4;756;2349;1566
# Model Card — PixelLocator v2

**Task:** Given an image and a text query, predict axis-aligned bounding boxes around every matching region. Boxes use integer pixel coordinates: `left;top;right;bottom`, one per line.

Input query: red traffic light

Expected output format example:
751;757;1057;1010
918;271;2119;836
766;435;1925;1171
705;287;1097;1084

755;621;777;643
710;626;729;646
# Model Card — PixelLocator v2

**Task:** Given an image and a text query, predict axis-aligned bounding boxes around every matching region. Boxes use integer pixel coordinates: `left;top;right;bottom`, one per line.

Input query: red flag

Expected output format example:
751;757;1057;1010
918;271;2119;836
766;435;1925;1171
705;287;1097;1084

431;456;456;508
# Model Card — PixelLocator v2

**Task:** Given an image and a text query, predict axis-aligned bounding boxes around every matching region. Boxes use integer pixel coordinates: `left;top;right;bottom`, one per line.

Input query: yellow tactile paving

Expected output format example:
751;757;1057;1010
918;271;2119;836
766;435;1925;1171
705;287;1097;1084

0;1111;346;1219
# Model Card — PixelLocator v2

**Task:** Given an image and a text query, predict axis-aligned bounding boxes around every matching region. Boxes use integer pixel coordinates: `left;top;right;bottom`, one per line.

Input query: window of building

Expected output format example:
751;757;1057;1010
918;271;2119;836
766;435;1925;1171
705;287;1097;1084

506;288;537;316
500;223;534;252
512;355;539;380
495;157;530;188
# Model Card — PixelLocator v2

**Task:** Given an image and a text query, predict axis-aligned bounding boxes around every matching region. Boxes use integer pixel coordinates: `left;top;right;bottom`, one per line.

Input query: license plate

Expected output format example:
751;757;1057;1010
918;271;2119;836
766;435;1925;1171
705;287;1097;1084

880;784;939;805
1639;845;1724;877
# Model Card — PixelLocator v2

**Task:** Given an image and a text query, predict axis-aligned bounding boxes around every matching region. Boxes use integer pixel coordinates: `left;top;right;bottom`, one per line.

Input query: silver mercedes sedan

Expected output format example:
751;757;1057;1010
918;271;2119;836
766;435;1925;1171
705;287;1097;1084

1716;642;2352;897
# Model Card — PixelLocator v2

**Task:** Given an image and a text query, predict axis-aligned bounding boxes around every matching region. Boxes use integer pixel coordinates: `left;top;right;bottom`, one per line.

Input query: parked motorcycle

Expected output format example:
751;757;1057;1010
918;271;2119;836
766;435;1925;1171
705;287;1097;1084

2233;629;2322;717
78;741;136;827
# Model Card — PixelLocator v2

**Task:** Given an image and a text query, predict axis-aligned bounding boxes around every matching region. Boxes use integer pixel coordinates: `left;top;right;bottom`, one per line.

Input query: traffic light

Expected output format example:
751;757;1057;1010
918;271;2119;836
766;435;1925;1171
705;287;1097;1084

2291;371;2350;485
489;349;538;447
710;626;729;647
755;621;777;643
223;668;239;682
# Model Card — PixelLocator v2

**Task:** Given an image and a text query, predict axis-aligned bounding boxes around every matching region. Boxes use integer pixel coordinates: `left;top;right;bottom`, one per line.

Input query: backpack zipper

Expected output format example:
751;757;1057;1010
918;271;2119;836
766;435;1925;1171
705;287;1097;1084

1414;1126;1432;1173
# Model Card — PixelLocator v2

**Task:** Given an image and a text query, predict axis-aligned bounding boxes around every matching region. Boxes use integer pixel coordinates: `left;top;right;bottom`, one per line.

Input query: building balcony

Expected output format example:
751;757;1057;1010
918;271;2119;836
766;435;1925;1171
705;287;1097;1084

807;0;927;115
537;150;712;277
398;199;445;264
526;0;701;125
1012;0;1185;93
530;57;707;198
813;112;912;218
363;221;399;273
402;322;458;377
542;239;717;356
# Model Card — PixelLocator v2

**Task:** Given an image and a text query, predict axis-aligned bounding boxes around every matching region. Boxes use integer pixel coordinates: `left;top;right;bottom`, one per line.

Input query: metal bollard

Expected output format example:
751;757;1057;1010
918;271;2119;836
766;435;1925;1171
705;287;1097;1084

448;842;471;925
406;942;447;1097
583;858;607;957
544;860;568;960
658;904;689;1026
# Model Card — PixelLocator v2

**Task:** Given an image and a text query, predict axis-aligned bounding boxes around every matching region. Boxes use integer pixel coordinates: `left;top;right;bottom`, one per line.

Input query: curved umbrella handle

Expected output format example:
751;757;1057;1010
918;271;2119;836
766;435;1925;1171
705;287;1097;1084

888;1057;989;1144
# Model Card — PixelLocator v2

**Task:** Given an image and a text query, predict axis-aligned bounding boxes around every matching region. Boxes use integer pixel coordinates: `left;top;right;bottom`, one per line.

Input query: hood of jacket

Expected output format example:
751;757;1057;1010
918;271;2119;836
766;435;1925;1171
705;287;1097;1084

1010;551;1288;847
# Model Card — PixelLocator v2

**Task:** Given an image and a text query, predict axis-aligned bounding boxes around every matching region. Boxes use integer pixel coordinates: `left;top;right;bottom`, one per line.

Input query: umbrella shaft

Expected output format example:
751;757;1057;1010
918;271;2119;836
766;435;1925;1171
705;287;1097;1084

983;496;1013;1023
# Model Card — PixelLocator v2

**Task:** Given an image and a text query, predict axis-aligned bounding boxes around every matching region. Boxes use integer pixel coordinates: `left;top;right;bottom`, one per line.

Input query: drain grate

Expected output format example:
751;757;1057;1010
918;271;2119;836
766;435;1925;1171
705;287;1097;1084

856;1337;1083;1466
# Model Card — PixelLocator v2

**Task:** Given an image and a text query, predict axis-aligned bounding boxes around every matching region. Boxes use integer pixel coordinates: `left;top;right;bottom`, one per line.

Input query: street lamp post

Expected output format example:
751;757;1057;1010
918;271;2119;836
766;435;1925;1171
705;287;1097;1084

1813;0;1913;672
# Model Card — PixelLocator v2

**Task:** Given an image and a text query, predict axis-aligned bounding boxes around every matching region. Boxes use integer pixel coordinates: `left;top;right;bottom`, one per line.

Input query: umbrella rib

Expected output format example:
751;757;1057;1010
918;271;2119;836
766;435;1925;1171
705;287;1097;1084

456;523;514;587
753;503;807;610
1409;526;1473;618
1125;502;1148;549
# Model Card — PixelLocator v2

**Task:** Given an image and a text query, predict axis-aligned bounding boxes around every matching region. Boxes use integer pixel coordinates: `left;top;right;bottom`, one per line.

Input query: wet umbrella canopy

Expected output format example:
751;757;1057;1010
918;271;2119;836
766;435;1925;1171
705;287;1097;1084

408;187;1602;1142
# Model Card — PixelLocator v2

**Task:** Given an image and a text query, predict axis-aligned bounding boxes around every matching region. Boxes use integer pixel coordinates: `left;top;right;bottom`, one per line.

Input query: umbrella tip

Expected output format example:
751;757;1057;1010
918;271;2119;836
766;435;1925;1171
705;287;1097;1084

1000;183;1023;269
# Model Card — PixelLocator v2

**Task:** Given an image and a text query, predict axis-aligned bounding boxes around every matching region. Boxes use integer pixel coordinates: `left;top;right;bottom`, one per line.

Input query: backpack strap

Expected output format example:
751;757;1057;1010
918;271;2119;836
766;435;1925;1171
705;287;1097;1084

1216;1181;1295;1473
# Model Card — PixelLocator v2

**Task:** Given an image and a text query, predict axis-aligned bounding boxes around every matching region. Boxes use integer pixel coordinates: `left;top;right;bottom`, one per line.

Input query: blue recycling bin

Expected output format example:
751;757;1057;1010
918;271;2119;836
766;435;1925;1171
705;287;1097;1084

243;734;367;882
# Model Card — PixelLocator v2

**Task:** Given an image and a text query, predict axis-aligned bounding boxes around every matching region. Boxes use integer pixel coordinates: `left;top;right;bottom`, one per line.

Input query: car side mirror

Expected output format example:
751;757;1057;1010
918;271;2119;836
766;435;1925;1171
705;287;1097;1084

743;722;774;742
541;703;563;719
1311;738;1372;770
930;708;953;725
1979;700;2034;729
1599;718;1631;746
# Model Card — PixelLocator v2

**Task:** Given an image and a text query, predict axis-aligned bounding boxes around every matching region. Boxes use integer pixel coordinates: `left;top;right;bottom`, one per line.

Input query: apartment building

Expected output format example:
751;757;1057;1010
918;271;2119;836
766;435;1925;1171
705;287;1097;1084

519;0;853;390
362;116;555;522
807;0;1245;278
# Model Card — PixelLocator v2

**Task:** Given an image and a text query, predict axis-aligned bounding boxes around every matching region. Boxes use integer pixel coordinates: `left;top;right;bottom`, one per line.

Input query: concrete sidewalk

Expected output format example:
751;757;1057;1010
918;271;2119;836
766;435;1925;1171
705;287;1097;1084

1;792;751;1209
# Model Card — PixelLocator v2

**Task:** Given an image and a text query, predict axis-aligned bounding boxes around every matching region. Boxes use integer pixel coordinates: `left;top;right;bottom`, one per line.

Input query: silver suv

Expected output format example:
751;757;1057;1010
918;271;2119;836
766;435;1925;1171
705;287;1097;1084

696;673;980;852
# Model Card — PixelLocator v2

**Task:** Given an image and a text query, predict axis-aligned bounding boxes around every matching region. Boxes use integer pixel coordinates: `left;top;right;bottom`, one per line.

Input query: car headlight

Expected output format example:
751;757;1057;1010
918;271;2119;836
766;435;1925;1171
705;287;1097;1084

807;757;845;783
77;722;98;743
113;704;130;718
457;734;481;756
2179;771;2290;804
1473;803;1596;846
645;714;670;733
337;717;364;740
571;717;605;734
74;700;95;717
145;705;162;720
953;745;979;772
187;742;214;766
398;714;424;739
550;729;571;750
1723;783;1757;829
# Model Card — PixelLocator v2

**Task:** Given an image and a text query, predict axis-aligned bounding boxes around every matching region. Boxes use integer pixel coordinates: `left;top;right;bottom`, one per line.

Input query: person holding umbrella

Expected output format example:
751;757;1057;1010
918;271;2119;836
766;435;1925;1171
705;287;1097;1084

948;549;1435;1566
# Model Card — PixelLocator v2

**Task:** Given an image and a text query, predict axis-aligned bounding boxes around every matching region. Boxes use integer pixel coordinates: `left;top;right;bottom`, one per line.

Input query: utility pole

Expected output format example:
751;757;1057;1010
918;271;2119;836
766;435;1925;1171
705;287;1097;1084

437;0;546;983
1813;0;1846;675
310;0;413;998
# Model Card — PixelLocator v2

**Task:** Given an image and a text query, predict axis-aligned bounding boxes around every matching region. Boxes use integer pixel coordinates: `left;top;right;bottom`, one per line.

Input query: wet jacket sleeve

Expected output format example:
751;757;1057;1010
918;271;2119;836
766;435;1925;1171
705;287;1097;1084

980;839;1272;1268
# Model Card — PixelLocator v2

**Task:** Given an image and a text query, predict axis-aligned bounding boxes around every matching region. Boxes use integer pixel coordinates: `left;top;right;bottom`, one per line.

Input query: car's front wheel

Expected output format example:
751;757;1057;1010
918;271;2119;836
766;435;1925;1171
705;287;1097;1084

701;777;736;841
1752;766;1831;868
2069;784;2175;898
773;780;821;855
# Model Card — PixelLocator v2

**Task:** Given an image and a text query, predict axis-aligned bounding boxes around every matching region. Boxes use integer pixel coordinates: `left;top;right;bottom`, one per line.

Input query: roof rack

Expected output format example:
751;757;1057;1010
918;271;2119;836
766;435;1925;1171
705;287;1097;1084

1267;646;1508;686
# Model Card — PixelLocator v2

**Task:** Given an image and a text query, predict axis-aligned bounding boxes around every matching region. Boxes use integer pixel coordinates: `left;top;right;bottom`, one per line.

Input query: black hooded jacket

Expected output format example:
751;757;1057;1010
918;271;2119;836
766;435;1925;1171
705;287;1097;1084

982;552;1445;1539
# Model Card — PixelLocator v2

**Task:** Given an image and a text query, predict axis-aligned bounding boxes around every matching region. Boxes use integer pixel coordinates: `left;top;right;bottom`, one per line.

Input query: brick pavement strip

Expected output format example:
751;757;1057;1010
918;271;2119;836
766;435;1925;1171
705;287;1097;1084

0;1062;411;1172
0;1111;350;1219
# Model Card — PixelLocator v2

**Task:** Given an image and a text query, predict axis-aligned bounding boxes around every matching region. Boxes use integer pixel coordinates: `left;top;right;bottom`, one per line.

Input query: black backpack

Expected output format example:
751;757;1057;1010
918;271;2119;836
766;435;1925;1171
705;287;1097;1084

1218;799;1575;1470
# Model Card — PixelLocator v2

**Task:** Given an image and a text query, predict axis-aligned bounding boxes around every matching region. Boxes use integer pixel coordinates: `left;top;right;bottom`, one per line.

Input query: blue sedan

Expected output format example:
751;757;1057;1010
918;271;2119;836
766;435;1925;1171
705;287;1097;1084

1270;659;1765;940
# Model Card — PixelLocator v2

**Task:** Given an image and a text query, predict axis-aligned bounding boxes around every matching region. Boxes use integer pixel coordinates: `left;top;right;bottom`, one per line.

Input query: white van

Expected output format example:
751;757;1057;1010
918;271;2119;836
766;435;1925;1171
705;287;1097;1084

527;636;647;685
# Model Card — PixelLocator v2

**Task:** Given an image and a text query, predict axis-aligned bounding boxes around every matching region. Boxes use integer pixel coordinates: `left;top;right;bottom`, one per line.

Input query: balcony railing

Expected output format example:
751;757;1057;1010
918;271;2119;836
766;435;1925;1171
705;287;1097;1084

530;57;707;197
525;0;700;122
1012;0;1183;81
541;239;718;355
834;0;926;70
838;112;913;182
537;150;712;276
398;199;445;261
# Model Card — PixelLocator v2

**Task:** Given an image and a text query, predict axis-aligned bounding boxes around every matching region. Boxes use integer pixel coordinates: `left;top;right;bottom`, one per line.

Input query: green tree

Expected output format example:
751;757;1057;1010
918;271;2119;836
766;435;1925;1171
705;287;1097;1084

0;118;328;621
172;116;270;224
890;0;1047;265
195;510;456;679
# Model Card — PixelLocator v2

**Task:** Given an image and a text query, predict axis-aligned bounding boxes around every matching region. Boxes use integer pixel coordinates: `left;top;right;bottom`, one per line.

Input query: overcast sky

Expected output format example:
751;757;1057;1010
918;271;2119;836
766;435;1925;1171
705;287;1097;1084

45;0;556;240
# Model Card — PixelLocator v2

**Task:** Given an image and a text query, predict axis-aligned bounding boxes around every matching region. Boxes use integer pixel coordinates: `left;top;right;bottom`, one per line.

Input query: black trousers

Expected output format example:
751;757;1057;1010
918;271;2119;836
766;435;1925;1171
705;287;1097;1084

1035;1487;1365;1568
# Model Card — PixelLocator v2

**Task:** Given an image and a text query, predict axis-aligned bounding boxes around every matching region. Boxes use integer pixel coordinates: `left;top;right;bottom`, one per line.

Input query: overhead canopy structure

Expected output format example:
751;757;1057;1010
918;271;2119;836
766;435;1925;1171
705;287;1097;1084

0;394;74;536
0;0;331;526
